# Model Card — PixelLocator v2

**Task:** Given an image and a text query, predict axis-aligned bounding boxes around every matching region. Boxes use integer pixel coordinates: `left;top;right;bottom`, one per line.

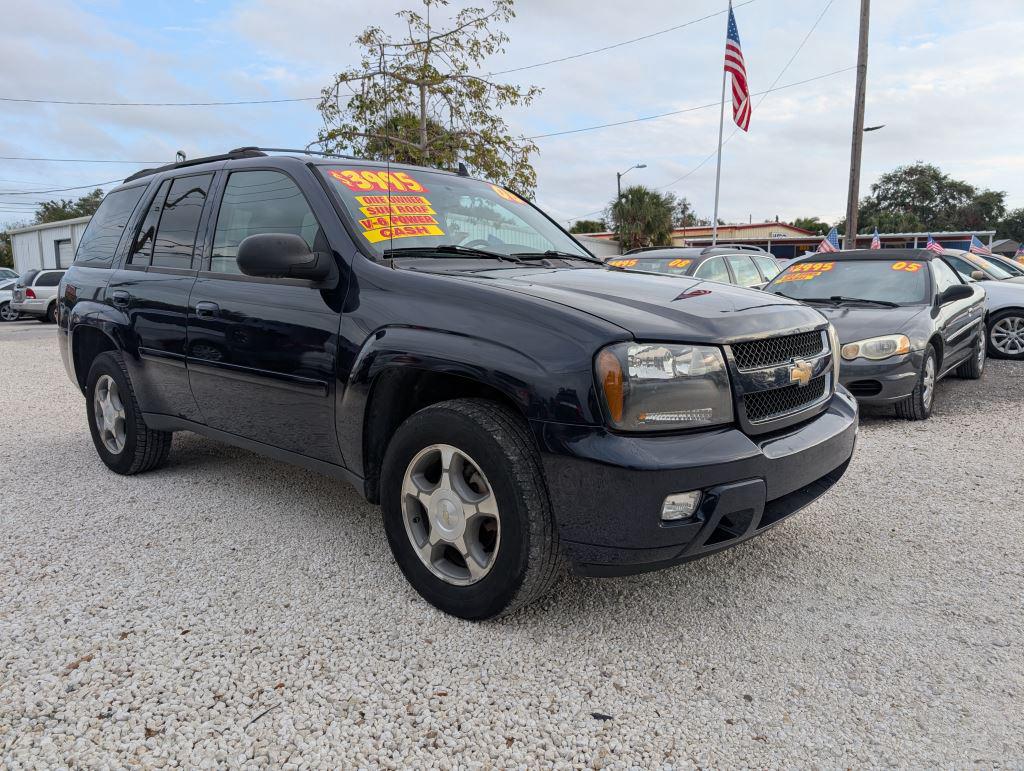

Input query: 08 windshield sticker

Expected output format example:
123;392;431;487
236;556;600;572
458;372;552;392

329;169;428;193
667;258;692;269
776;261;834;283
354;194;445;243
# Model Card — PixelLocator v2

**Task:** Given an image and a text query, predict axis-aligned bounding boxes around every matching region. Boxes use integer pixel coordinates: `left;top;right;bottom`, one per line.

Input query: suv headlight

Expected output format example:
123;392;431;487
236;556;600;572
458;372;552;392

595;342;733;431
841;334;911;361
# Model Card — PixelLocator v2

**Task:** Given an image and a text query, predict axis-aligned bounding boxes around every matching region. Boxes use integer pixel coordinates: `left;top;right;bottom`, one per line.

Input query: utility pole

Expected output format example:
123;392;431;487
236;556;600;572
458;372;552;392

843;0;870;250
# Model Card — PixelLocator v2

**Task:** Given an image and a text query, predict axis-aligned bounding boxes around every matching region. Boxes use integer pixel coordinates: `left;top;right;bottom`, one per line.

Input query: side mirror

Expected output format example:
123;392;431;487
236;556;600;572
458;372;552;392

938;284;973;304
237;233;334;282
970;270;987;281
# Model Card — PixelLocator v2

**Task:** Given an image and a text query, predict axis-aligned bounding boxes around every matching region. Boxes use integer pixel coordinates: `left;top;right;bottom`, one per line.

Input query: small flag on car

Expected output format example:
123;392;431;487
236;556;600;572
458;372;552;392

1015;242;1024;264
968;234;993;256
816;227;840;253
925;234;944;253
870;228;881;250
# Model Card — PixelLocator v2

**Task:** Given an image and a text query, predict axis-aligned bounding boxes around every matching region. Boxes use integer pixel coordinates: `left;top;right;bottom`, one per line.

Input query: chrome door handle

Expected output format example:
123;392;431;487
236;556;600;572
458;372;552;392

111;290;131;308
195;301;220;319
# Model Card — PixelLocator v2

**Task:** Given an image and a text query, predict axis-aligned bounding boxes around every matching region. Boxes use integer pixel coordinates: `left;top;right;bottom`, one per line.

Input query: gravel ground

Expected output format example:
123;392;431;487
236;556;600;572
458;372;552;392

1;324;1022;768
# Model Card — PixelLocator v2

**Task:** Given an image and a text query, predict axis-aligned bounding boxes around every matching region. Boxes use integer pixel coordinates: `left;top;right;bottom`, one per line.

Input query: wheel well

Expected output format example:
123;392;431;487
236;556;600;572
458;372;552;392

361;369;524;504
927;334;944;368
987;306;1024;324
72;326;117;392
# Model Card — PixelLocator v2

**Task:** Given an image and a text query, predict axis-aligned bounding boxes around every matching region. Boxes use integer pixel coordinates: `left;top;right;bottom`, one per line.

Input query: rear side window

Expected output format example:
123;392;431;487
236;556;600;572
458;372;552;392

129;180;172;267
753;254;781;281
726;255;762;287
694;256;731;283
35;271;65;287
74;186;146;267
152;174;213;269
210;170;321;274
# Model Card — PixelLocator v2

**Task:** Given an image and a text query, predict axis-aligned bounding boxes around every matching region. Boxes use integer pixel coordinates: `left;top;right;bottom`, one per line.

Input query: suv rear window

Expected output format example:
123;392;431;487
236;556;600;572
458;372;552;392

75;186;147;267
35;271;65;287
18;269;39;286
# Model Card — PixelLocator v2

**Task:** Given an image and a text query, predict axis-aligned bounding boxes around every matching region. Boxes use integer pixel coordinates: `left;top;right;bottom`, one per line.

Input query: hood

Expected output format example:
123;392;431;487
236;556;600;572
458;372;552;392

811;304;929;345
454;267;827;343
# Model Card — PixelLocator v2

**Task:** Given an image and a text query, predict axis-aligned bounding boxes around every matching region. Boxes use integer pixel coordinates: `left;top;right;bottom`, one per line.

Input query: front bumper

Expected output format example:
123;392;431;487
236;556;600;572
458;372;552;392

838;350;924;404
532;389;858;576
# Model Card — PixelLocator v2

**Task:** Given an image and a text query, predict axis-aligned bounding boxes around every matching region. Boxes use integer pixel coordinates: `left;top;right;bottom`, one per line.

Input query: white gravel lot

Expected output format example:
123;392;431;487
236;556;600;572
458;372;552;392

1;322;1022;768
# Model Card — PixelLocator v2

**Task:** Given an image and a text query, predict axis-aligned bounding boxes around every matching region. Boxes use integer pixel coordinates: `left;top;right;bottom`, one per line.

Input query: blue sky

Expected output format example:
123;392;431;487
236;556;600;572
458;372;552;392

2;0;1022;228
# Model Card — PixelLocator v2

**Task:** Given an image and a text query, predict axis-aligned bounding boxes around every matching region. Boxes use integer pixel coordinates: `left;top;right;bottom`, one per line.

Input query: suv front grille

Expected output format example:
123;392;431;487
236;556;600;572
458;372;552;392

731;330;824;370
744;373;828;423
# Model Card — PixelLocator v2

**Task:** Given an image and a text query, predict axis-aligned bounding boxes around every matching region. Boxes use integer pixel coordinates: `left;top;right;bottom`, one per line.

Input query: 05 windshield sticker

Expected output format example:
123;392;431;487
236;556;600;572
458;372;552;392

354;195;445;243
329;169;428;193
776;261;834;283
607;258;638;268
891;261;922;272
490;184;526;204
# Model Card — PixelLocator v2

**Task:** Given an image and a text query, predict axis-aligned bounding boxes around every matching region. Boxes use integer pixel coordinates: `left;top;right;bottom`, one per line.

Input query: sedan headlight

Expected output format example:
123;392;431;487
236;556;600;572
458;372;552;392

595;342;733;431
841;334;911;361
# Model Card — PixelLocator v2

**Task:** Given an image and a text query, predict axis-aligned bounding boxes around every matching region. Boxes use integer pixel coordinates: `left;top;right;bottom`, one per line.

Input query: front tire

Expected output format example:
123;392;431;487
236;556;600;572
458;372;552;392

86;351;173;475
895;345;937;420
987;310;1024;360
380;398;562;620
954;334;985;379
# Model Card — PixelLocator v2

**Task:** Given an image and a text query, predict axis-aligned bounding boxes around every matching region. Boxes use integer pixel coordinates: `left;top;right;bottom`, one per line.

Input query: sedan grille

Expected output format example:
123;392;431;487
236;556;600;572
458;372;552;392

744;373;828;423
731;330;824;370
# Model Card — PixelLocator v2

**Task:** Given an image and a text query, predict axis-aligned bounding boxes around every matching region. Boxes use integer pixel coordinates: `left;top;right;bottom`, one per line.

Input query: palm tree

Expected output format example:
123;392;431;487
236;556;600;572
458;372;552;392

610;186;675;252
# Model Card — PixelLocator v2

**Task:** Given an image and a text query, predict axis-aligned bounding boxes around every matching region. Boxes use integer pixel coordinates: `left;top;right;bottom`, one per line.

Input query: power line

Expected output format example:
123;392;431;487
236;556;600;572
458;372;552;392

0;95;319;107
0;179;121;197
0;155;163;164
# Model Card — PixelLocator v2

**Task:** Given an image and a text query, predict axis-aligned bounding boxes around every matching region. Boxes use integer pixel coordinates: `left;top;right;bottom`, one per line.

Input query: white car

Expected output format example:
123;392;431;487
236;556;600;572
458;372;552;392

10;269;66;323
0;278;19;322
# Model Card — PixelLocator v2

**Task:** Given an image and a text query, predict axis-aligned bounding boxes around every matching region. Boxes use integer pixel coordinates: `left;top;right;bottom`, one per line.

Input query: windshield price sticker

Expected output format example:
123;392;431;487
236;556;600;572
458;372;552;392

668;259;692;269
891;261;922;273
608;258;638;268
776;261;834;283
329;169;428;193
356;195;435;217
490;184;526;204
353;195;445;243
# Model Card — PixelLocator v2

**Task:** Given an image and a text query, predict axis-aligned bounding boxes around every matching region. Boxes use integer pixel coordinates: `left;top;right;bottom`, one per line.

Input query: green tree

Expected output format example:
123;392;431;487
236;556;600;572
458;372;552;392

792;216;828;234
856;162;1005;234
0;230;14;269
316;0;541;195
35;188;104;224
569;219;606;234
674;197;702;228
997;208;1024;242
609;185;675;252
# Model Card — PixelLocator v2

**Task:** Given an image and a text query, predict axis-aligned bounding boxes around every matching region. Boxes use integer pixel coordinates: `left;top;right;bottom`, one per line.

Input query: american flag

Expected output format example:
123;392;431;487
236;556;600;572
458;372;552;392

969;234;993;256
816;227;840;253
1015;242;1024;263
725;4;751;131
925;234;944;253
870;227;881;249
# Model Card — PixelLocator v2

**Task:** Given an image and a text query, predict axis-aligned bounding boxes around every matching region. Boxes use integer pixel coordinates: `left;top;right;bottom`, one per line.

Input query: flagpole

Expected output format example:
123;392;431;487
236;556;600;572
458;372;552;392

711;6;729;247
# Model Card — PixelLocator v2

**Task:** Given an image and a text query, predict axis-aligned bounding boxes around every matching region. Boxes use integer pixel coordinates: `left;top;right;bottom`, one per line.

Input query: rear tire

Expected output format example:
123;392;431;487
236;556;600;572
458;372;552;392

954;334;985;379
895;345;937;420
86;351;173;475
987;310;1024;360
380;398;563;620
0;301;17;322
46;302;58;324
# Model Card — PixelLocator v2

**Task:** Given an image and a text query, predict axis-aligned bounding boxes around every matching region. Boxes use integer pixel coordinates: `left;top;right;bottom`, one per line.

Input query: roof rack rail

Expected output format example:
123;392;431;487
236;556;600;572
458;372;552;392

240;146;359;160
123;147;267;183
623;245;680;255
700;243;768;254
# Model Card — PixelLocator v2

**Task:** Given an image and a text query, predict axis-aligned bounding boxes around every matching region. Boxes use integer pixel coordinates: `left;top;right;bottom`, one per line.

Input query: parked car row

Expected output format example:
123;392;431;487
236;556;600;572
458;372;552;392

7;268;66;323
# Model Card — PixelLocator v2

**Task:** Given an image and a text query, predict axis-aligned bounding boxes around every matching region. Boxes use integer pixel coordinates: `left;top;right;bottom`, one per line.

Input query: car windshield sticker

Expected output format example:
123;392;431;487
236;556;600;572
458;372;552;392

776;261;834;283
891;261;923;272
354;195;444;243
667;259;692;269
329;169;428;193
608;258;638;268
490;184;526;204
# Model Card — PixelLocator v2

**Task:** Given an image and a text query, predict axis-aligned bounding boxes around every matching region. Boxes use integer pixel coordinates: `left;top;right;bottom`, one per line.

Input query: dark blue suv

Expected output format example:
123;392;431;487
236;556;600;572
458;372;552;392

58;148;858;619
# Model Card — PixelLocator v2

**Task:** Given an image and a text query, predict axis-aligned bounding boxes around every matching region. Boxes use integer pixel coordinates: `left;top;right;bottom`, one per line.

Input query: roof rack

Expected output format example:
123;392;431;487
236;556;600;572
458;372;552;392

123;147;267;183
241;146;358;160
623;245;685;255
700;244;768;254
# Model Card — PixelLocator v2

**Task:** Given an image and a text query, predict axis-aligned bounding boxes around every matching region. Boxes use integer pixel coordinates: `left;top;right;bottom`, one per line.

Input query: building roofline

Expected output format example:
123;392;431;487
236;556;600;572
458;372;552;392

7;215;92;235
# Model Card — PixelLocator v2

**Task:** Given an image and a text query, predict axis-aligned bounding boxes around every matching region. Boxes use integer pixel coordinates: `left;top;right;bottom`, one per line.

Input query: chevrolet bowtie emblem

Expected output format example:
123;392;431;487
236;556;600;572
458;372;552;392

789;359;814;387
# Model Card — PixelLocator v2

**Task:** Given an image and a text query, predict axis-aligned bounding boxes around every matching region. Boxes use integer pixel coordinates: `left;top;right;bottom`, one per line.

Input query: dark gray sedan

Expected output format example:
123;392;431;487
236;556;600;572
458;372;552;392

766;249;986;420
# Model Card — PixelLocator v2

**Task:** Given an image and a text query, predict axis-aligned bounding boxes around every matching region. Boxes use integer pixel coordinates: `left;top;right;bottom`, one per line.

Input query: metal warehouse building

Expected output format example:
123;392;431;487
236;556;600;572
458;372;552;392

8;216;91;274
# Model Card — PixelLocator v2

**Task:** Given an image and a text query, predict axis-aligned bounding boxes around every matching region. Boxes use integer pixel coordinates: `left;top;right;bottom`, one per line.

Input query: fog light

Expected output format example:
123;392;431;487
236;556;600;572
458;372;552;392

661;491;702;521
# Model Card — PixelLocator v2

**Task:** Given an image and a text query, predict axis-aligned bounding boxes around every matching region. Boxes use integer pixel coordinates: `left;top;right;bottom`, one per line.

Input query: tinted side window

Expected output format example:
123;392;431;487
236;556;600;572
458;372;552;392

694;255;731;283
74;186;146;267
35;271;65;287
753;254;781;281
152;174;213;269
726;255;762;287
944;254;977;278
933;258;962;293
129;180;171;267
211;171;321;274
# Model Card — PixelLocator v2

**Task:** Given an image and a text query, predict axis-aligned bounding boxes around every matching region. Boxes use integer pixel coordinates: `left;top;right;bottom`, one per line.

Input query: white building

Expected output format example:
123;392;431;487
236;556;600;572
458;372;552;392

8;216;92;274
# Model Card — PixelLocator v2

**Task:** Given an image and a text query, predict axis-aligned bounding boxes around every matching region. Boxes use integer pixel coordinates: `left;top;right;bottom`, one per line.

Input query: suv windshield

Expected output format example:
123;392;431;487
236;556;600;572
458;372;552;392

320;165;589;260
767;259;931;305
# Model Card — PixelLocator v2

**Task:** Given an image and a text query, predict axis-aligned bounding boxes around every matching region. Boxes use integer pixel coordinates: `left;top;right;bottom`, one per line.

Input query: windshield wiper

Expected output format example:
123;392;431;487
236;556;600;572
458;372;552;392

384;244;521;263
784;295;899;308
511;250;605;266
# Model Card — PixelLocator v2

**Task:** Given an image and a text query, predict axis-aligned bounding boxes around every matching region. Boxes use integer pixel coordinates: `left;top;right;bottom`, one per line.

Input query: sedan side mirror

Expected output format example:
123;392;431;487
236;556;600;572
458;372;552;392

237;233;334;283
970;270;987;281
938;284;973;304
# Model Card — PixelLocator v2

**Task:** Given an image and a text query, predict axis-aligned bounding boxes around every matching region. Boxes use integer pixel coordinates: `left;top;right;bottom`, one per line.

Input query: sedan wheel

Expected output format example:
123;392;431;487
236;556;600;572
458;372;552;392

990;314;1024;357
921;355;936;411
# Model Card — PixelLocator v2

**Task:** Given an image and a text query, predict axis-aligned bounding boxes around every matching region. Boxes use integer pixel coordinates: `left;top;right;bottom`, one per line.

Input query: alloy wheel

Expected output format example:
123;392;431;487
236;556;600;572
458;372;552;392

93;374;127;454
922;356;936;409
991;316;1024;356
0;303;17;322
400;443;501;586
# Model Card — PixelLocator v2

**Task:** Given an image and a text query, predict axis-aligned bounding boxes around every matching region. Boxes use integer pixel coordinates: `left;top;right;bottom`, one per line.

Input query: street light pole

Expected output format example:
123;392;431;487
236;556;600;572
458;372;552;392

615;163;647;253
844;0;870;250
